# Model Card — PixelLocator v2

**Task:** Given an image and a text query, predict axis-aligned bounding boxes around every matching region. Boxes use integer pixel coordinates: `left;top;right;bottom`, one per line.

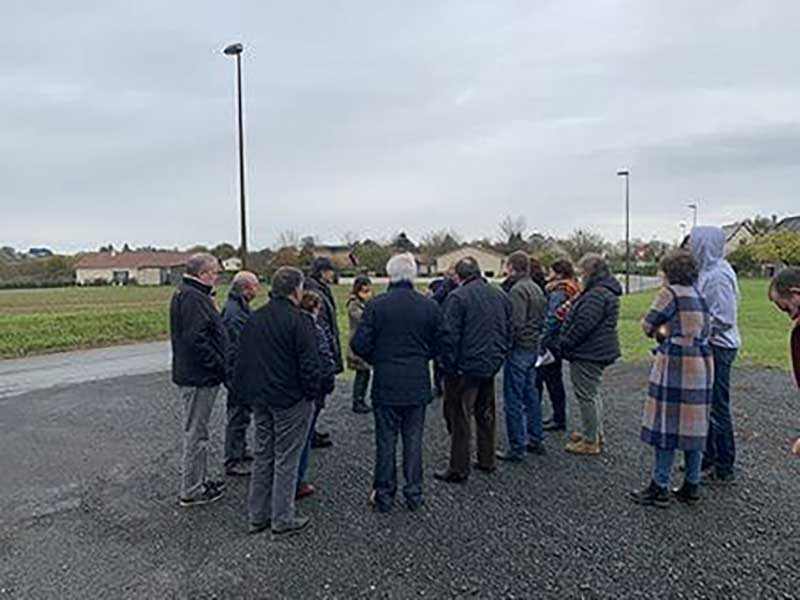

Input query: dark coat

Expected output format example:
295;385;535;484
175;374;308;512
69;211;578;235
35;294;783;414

221;288;252;386
429;276;458;305
346;296;370;371
560;273;622;365
234;297;322;409
351;281;440;406
792;323;800;388
506;275;546;352
310;314;337;401
439;277;512;379
305;275;344;374
170;277;228;387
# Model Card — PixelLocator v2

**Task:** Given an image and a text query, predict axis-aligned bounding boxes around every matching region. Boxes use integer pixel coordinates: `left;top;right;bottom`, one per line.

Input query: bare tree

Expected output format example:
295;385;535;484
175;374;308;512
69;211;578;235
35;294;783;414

277;230;300;250
420;229;462;256
341;231;360;246
498;215;527;243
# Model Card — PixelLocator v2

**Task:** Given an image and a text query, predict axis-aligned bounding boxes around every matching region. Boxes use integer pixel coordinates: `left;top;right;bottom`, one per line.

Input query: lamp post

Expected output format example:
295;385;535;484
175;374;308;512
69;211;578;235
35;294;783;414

687;202;698;228
223;42;248;269
617;169;630;295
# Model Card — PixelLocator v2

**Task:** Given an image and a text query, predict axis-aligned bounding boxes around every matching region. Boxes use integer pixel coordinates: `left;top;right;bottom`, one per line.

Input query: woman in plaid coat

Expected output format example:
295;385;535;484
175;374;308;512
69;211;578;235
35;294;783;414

631;250;714;508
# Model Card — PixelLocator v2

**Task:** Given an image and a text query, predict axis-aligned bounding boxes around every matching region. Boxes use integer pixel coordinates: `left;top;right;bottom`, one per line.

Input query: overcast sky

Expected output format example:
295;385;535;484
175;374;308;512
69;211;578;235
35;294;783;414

3;1;800;253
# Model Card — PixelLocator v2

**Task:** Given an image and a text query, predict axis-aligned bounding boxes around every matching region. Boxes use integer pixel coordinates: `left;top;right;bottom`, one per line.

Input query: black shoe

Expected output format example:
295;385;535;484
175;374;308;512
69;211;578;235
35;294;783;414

542;421;566;432
272;517;311;536
433;470;468;484
315;430;331;440
527;442;547;455
225;462;252;477
311;435;333;449
703;470;736;486
206;479;226;492
242;452;255;463
496;449;525;462
673;481;701;505
248;521;271;535
179;484;225;507
629;481;671;508
406;498;425;512
473;462;497;474
352;402;372;414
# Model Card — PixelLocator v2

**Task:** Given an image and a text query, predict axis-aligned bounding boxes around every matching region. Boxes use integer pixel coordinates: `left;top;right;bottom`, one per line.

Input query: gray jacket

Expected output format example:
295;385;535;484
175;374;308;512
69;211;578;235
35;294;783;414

508;276;546;352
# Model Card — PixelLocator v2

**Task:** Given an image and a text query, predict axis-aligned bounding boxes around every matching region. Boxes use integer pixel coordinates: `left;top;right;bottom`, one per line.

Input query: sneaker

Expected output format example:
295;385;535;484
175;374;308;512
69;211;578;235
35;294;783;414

179;484;225;507
630;481;671;508
249;521;271;535
352;401;372;414
225;462;252;477
496;449;525;462
272;517;311;536
564;440;601;455
673;481;701;505
296;483;316;500
527;442;547;455
542;421;566;432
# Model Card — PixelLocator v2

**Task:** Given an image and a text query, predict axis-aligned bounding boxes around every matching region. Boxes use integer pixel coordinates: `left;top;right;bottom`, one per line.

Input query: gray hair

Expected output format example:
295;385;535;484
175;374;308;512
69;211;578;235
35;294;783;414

186;253;219;277
271;267;304;299
232;270;259;293
386;253;418;283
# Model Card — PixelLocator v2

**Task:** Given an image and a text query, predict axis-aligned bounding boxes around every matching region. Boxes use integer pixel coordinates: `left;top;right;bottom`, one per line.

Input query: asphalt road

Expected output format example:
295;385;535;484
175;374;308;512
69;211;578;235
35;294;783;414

1;357;798;599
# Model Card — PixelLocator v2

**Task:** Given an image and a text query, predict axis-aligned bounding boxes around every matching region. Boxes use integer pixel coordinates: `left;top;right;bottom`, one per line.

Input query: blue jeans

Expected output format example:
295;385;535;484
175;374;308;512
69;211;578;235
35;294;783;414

373;403;426;511
704;346;737;476
654;448;703;487
297;404;322;489
502;349;543;456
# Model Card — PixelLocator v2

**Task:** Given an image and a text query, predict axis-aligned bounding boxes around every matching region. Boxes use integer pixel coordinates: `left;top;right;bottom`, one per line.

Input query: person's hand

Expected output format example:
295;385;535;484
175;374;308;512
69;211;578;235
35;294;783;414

792;437;800;456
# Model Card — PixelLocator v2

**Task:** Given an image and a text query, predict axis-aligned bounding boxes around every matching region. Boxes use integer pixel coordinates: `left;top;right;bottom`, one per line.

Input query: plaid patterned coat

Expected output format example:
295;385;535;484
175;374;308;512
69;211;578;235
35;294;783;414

640;285;714;450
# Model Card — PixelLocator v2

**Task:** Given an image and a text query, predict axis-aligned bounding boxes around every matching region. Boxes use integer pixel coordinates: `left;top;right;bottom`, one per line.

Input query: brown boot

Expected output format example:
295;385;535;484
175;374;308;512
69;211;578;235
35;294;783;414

565;439;601;455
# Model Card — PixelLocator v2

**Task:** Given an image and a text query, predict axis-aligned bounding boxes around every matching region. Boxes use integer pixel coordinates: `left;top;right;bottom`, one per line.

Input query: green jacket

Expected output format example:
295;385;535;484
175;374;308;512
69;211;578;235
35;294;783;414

508;276;546;352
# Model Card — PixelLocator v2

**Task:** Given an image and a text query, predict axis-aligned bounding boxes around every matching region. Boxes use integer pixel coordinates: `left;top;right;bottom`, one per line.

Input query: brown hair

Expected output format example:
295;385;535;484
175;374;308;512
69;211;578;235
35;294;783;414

507;251;530;275
770;267;800;298
300;290;322;313
352;275;372;296
660;250;698;286
550;258;575;279
529;257;547;289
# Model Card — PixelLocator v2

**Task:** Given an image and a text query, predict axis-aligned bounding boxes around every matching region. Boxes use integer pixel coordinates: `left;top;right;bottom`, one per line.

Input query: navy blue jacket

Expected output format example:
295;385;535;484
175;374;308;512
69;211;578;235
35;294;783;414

560;274;622;365
305;275;344;374
221;288;252;386
351;281;440;406
438;277;512;379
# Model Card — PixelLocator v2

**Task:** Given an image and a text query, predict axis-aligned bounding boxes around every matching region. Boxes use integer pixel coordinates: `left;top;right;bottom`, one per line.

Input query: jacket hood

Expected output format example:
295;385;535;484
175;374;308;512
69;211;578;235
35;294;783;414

588;273;623;296
690;226;726;270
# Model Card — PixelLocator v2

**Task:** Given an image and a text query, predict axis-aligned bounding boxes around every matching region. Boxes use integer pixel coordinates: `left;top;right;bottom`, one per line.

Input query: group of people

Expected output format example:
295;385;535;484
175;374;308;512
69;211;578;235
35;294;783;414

168;225;800;536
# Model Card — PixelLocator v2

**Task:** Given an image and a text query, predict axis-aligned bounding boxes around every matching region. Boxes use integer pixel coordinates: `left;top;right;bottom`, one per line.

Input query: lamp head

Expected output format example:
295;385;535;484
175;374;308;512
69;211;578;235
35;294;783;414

223;43;244;56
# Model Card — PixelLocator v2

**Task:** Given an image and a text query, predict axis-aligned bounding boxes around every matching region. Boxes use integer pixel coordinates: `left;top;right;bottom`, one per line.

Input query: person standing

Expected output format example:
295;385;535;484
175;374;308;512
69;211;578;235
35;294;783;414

435;257;512;483
768;267;800;455
560;254;622;455
539;259;581;432
222;270;260;477
630;251;714;507
351;254;440;511
170;253;228;507
497;251;547;461
235;267;321;536
347;276;374;414
305;257;343;448
690;226;741;483
428;267;458;397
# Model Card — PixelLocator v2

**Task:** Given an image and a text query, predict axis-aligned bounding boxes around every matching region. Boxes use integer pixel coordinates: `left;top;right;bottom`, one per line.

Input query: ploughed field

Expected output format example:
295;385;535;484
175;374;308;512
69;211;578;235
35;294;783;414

0;280;790;370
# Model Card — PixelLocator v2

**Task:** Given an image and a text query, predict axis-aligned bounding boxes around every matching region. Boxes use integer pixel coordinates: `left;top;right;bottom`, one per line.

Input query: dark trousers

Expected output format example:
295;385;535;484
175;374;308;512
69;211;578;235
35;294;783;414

297;403;323;488
443;374;496;477
352;370;371;403
535;358;567;426
224;389;252;467
704;346;738;476
373;403;426;510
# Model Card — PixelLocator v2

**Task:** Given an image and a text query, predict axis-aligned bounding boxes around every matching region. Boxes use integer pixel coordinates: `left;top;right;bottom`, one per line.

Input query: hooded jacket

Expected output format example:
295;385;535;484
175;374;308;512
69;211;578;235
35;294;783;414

560;272;622;365
690;226;741;349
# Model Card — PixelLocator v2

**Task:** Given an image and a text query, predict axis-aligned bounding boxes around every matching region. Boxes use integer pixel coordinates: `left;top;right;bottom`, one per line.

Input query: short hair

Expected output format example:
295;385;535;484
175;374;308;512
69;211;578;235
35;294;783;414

271;267;304;299
507;251;530;275
550;258;575;279
578;253;609;279
352;275;372;295
231;270;258;293
454;256;481;280
300;290;322;312
386;253;418;283
770;267;800;298
529;257;547;289
186;253;219;277
311;256;336;276
660;250;698;286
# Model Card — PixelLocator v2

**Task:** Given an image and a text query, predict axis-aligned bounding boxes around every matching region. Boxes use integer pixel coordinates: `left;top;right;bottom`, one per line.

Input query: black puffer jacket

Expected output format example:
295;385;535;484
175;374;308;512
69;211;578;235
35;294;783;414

221;288;252;386
560;273;622;365
351;281;440;406
305;275;344;374
439;277;512;379
170;277;228;387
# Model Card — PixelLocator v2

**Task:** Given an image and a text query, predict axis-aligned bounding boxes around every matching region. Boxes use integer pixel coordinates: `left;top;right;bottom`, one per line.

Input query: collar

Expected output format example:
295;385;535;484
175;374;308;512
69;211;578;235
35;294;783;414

388;280;414;291
182;275;213;296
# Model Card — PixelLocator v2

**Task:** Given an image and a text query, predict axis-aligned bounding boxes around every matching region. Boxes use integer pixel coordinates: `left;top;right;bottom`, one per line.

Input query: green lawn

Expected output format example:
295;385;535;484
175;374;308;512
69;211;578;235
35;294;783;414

0;280;791;369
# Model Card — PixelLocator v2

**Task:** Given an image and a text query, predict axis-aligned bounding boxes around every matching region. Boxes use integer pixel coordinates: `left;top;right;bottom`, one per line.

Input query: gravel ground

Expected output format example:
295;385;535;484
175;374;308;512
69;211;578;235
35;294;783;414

1;362;798;599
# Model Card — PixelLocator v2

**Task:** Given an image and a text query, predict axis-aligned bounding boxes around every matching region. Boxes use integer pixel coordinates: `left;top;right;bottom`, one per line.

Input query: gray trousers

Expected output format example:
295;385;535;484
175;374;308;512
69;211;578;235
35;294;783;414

568;361;606;443
248;400;314;529
179;385;220;499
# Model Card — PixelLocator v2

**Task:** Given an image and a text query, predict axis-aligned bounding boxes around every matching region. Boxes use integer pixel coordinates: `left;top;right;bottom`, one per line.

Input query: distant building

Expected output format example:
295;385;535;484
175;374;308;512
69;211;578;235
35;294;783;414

774;215;800;233
313;245;358;269
413;254;436;276
75;251;191;285
721;220;756;256
28;247;53;258
436;246;508;278
222;257;243;272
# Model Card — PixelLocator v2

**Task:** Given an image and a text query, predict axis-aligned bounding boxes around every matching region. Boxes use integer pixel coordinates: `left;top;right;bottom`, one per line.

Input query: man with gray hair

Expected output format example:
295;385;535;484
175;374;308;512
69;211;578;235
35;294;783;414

170;253;228;507
351;253;440;512
222;270;261;476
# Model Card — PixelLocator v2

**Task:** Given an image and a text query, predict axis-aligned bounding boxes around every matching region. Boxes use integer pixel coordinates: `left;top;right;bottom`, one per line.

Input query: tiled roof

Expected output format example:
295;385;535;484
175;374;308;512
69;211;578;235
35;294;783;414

775;216;800;232
75;251;191;270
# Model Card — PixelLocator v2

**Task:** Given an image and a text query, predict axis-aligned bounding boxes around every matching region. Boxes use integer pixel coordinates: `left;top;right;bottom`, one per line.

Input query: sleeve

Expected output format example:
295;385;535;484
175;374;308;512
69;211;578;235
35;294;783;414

559;291;606;352
438;295;464;373
427;302;443;360
508;286;527;344
541;290;567;349
348;300;363;331
297;315;322;401
704;278;737;337
350;301;376;365
186;295;226;378
641;287;676;337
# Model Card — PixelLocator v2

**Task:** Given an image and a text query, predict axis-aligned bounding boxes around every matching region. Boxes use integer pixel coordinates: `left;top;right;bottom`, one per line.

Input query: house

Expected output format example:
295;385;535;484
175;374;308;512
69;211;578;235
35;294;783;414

312;245;357;269
435;246;507;278
413;254;436;276
222;257;243;272
75;251;191;286
774;215;800;233
721;221;756;256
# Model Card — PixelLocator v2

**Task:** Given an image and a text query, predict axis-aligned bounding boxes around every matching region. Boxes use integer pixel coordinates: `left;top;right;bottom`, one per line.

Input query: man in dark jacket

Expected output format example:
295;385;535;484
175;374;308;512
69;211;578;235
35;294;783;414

235;267;321;536
559;254;622;455
497;251;547;462
304;257;343;448
428;267;457;396
222;270;260;477
170;253;228;507
435;257;512;483
351;253;440;512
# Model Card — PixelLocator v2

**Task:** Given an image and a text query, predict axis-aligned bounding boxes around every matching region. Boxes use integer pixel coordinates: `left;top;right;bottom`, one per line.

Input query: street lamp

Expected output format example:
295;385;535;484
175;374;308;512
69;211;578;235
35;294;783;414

223;42;248;269
687;202;698;228
617;169;630;295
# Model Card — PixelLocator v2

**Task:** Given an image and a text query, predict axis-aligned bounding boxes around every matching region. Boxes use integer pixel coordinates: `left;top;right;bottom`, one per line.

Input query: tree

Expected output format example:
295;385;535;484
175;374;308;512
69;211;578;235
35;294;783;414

727;244;761;275
420;229;461;256
751;215;774;236
278;230;300;249
498;215;526;244
211;242;238;260
392;232;416;252
752;231;800;266
270;246;301;272
562;229;607;261
341;231;360;246
353;240;392;275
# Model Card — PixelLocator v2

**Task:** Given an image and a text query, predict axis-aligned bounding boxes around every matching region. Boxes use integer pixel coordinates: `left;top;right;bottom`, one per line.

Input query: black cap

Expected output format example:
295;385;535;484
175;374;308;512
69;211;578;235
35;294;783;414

311;256;336;276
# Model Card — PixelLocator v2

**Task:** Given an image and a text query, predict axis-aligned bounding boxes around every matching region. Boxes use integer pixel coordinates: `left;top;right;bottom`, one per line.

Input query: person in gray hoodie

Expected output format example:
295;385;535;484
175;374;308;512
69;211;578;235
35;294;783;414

690;226;741;483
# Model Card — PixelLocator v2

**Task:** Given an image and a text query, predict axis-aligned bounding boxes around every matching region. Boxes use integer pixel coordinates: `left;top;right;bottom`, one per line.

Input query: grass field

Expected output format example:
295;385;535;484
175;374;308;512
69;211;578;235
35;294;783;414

0;280;791;369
